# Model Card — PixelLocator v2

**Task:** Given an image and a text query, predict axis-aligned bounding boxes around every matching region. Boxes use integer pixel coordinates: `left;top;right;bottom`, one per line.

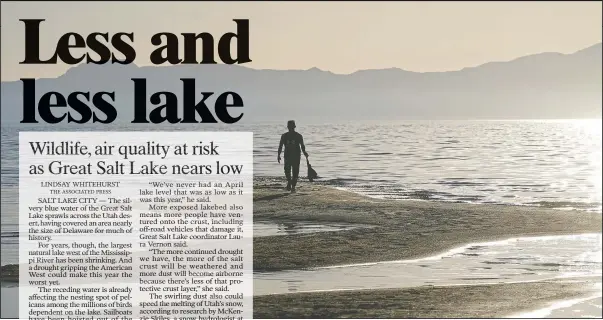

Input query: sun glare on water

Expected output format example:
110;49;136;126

578;119;603;208
539;119;602;210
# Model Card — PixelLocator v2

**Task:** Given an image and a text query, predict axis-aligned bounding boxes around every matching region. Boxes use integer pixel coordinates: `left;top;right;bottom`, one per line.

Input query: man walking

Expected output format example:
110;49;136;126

277;120;308;193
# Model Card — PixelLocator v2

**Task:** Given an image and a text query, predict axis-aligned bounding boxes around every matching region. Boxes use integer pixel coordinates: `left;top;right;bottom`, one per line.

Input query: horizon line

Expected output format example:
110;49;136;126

1;41;601;82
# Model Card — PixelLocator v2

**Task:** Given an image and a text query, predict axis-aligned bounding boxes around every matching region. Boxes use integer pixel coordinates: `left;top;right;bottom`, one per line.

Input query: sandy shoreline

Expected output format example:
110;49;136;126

252;182;601;271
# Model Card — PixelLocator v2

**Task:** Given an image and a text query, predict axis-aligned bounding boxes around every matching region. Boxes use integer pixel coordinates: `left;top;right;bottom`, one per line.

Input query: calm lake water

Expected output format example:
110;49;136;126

3;119;601;211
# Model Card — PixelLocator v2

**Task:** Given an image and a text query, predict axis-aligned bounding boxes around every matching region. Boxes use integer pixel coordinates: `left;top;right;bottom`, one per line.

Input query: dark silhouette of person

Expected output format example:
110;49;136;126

278;120;308;192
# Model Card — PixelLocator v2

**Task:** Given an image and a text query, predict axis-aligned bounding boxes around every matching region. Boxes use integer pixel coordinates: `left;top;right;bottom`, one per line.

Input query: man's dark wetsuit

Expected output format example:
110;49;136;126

279;131;305;189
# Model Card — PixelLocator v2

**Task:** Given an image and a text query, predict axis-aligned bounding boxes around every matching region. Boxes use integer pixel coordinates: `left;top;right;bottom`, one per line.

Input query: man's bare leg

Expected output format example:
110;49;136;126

291;157;300;193
284;162;292;191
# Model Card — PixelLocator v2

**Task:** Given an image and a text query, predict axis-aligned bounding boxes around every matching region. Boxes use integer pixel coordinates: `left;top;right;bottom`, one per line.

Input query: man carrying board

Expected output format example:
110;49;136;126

277;120;309;193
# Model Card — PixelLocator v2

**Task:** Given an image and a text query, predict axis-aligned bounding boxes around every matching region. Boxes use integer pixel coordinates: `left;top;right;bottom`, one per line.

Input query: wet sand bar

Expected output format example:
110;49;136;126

252;183;601;272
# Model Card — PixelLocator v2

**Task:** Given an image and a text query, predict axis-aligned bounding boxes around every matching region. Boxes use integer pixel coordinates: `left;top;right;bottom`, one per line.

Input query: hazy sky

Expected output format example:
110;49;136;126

1;1;601;81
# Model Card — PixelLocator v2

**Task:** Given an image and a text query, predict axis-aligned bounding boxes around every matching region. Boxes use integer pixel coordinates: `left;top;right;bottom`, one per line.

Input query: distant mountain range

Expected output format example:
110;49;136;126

1;43;601;123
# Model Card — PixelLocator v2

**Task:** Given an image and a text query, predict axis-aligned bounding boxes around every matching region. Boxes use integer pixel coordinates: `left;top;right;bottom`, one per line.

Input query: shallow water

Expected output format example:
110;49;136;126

253;221;369;237
509;292;603;318
545;295;602;318
253;234;602;295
